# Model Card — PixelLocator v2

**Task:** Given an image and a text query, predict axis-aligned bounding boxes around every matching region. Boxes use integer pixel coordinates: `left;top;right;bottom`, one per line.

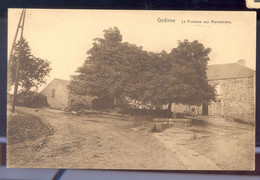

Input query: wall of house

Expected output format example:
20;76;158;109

40;79;69;109
208;77;254;116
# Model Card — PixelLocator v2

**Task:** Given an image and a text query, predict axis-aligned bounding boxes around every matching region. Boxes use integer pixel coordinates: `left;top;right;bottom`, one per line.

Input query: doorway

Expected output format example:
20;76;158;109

213;99;222;115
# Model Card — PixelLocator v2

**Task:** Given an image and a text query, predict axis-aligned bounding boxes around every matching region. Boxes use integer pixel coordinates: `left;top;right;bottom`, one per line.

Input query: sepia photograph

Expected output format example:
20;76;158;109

7;9;256;170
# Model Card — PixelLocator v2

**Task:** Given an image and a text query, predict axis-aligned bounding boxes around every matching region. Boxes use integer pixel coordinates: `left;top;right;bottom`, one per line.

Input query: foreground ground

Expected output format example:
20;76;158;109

7;107;255;170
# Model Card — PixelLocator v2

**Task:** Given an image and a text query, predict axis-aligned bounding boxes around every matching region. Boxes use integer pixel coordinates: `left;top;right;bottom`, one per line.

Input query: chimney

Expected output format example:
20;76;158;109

237;59;246;66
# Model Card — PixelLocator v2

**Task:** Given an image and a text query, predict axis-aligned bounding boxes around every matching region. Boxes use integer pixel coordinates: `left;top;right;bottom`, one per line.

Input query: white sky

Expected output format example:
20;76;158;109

8;9;256;91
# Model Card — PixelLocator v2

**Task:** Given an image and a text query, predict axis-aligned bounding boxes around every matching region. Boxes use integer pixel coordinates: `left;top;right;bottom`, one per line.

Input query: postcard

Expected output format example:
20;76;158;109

7;9;256;170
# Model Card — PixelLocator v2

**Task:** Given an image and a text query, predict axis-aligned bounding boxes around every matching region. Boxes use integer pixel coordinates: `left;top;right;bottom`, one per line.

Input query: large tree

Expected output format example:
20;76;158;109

142;39;215;109
70;28;215;110
8;38;51;92
69;27;152;105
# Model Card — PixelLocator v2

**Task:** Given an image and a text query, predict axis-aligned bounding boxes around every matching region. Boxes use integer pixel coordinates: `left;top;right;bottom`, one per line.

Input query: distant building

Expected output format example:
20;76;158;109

206;60;255;116
40;78;70;109
163;60;255;117
40;78;94;110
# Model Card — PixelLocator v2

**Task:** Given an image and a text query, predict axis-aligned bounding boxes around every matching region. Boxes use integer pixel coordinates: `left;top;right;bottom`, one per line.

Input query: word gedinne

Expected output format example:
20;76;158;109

157;17;176;23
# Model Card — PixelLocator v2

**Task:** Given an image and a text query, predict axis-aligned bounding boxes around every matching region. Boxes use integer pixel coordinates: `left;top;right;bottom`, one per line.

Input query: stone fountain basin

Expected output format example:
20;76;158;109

151;118;192;131
153;118;192;123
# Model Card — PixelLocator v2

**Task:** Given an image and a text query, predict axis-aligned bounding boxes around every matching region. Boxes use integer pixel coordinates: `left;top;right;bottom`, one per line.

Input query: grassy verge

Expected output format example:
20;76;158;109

227;113;255;126
7;112;54;145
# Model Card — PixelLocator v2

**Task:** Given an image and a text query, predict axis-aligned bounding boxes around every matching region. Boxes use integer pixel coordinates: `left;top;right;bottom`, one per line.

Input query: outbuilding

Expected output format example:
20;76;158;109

40;78;70;109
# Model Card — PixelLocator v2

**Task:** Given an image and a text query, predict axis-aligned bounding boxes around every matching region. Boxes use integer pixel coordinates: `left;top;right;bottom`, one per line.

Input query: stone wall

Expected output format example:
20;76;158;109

40;79;69;109
208;77;255;116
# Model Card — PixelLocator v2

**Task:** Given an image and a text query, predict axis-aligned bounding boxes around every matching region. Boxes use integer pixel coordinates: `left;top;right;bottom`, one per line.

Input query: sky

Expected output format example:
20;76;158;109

8;9;256;91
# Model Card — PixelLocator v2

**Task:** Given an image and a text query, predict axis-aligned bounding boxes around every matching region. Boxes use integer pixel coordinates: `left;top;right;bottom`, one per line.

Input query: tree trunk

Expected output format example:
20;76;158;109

168;102;175;118
168;102;172;111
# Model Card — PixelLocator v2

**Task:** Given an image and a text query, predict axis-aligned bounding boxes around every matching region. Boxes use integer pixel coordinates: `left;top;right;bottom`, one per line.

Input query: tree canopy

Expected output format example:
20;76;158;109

8;38;51;92
70;27;153;104
142;40;215;107
70;27;215;109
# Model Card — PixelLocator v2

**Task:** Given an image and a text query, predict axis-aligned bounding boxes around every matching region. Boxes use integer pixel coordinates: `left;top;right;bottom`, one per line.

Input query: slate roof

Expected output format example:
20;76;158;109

206;63;255;80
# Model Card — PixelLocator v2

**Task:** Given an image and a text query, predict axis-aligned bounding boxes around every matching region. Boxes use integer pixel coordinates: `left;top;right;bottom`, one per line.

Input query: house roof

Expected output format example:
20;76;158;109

40;78;70;94
206;63;255;80
55;78;70;88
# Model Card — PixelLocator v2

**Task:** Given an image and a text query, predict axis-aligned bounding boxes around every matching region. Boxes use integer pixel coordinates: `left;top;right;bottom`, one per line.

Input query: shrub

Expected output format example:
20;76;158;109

69;95;93;111
91;96;114;110
14;91;48;108
70;100;91;111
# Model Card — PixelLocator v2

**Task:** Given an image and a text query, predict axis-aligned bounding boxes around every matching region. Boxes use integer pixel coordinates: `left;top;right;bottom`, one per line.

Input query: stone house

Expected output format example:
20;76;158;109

162;60;255;117
205;60;255;117
40;78;70;109
40;78;94;110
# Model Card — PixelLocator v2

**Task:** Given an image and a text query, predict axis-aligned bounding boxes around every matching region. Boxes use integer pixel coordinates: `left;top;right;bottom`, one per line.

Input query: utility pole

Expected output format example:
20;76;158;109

11;9;26;113
8;9;24;66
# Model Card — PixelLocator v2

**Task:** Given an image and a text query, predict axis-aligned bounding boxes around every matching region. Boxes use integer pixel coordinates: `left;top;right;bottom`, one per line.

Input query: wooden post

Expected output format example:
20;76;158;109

8;9;24;66
11;9;26;113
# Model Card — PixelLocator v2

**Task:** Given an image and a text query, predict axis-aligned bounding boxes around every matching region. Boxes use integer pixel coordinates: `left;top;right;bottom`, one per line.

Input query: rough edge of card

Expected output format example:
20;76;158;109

246;0;260;9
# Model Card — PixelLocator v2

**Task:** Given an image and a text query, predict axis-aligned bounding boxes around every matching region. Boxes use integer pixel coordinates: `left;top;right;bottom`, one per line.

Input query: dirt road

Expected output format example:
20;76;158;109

154;116;255;170
7;107;254;170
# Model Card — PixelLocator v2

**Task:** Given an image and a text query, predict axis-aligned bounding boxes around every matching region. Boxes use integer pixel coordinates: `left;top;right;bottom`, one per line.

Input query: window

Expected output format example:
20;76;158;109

51;89;55;98
215;85;221;95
